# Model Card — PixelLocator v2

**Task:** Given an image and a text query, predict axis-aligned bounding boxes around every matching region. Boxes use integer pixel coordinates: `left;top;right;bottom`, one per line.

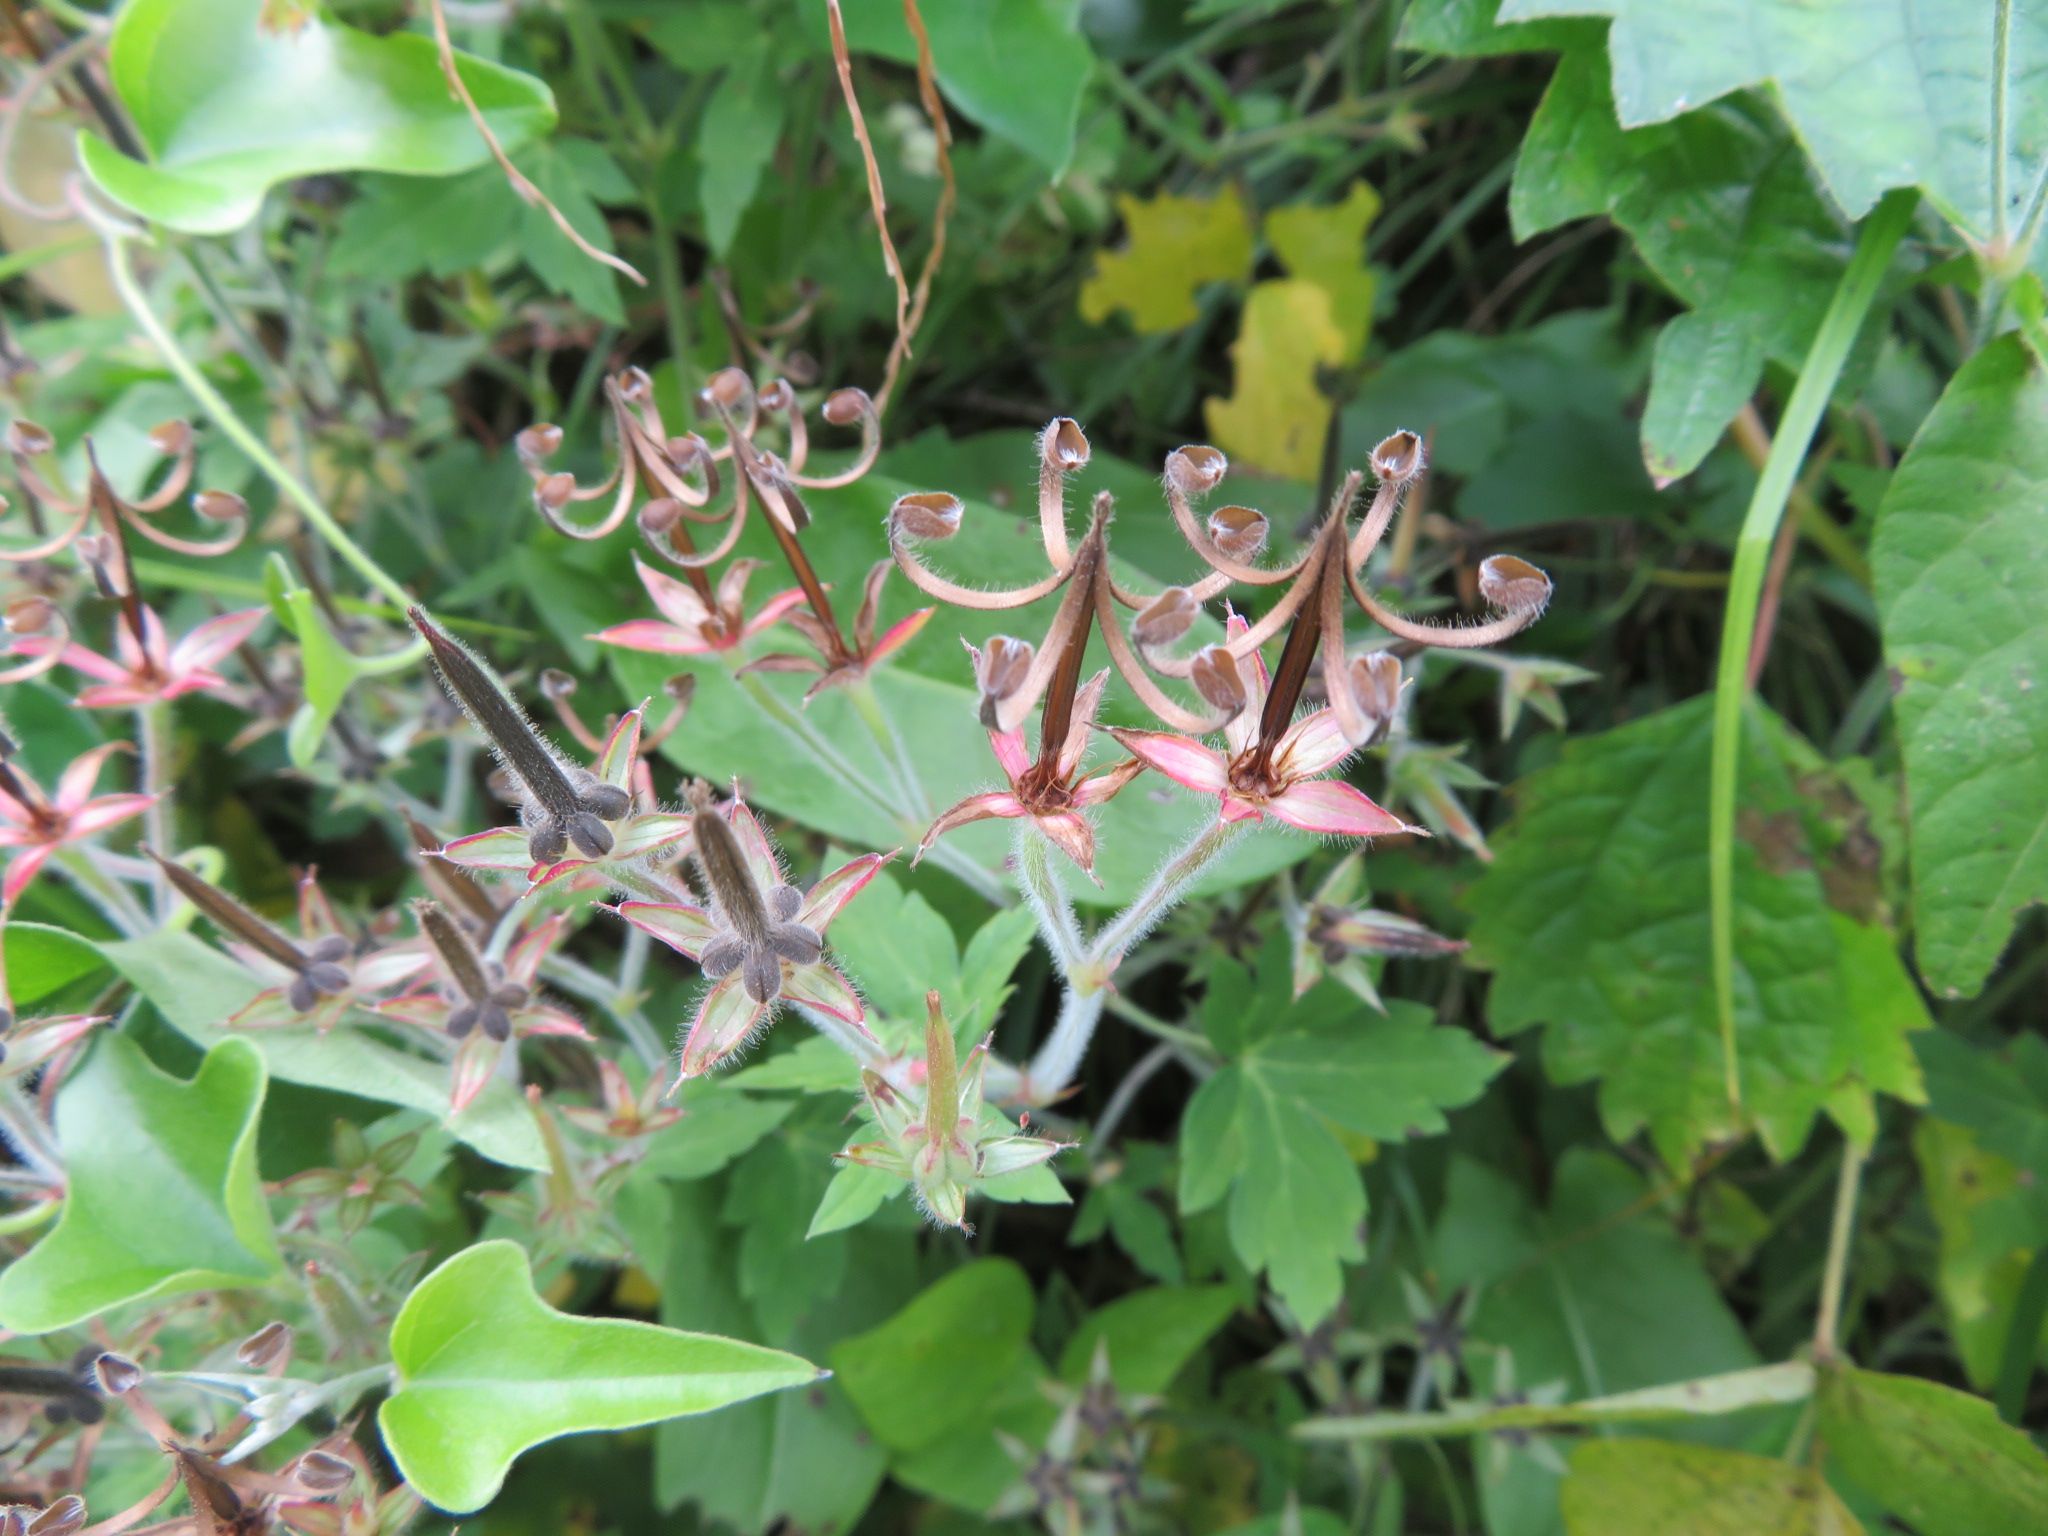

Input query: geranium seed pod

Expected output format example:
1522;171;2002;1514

535;472;576;512
616;366;654;403
890;490;962;541
1190;645;1247;716
1478;554;1552;613
1350;650;1403;734
565;812;614;859
578;780;632;820
93;1353;143;1395
1132;587;1198;647
293;1450;356;1494
148;420;193;456
1042;417;1089;471
1208;504;1269;561
973;636;1035;726
822;387;871;426
27;1497;85;1536
527;822;568;865
1166;444;1227;496
516;423;563;462
700;367;750;409
236;1321;294;1370
6;420;53;456
5;595;52;634
1371;430;1426;483
639;496;683;535
191;489;248;522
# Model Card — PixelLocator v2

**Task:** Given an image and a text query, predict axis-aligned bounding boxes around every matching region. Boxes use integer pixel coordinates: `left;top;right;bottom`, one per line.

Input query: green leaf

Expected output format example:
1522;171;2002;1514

80;0;556;234
807;1162;901;1238
1873;334;2048;996
831;1259;1034;1453
1501;0;2048;262
1464;696;1928;1165
519;139;627;323
697;45;783;256
1510;47;1855;481
1815;1363;2048;1536
1913;1118;2048;1389
1179;958;1504;1324
837;0;1095;175
1917;1029;2048;1175
1398;0;1591;56
2;921;107;1009
0;1037;280;1334
824;867;1038;1045
1057;1285;1239;1393
380;1239;819;1513
1559;1440;1862;1535
98;929;547;1171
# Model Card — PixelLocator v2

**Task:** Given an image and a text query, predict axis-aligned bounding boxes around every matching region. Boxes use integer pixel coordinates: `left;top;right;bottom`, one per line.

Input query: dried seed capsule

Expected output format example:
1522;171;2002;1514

1166;444;1227;496
1478;554;1552;613
972;636;1035;726
1190;645;1247;717
891;490;963;542
92;1353;142;1396
148;420;193;456
1207;504;1269;561
191;489;248;522
1132;587;1198;647
1371;430;1425;483
1042;417;1089;471
7;420;53;457
823;388;872;426
293;1450;356;1494
1349;650;1403;746
236;1321;294;1370
535;472;576;512
517;423;563;462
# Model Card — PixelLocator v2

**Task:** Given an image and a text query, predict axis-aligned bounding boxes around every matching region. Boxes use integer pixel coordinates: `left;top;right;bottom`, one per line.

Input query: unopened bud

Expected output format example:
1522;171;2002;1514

972;636;1034;726
639;496;683;534
516;423;563;462
1190;645;1246;717
1132;587;1198;648
1042;417;1089;471
1478;554;1551;613
822;388;871;426
7;420;52;457
891;490;962;541
191;489;247;522
1208;504;1268;560
1349;651;1403;745
148;420;193;456
26;1498;85;1536
236;1320;294;1370
293;1450;355;1494
1166;444;1227;496
536;472;575;512
5;596;52;634
93;1353;143;1395
1371;430;1425;483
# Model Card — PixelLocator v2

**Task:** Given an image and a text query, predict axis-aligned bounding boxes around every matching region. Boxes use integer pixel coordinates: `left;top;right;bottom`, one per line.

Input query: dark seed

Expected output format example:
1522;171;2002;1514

527;822;568;865
565;812;614;858
447;1004;479;1039
578;781;631;820
770;923;822;966
742;950;782;1004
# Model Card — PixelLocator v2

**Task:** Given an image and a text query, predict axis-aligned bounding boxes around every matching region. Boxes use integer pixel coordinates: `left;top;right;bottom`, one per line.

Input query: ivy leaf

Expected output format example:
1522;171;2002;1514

1205;280;1348;482
1560;1441;1862;1535
1511;46;1855;481
380;1239;820;1513
79;0;556;234
1501;0;2048;262
1815;1364;2048;1536
0;1037;280;1334
1079;186;1256;333
99;928;547;1171
1873;334;2048;996
831;1259;1035;1453
1179;958;1504;1324
1465;696;1928;1166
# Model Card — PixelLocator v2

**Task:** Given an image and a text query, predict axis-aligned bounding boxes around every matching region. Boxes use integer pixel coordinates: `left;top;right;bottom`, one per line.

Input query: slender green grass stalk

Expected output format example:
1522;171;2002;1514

1707;190;1914;1120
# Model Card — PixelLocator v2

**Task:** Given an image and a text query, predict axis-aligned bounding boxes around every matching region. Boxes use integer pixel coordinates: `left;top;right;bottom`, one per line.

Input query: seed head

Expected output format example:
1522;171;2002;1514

1478;555;1552;614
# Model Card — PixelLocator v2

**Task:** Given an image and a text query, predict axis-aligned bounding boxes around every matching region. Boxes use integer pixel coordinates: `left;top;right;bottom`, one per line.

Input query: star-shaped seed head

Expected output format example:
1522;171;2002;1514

689;785;822;1005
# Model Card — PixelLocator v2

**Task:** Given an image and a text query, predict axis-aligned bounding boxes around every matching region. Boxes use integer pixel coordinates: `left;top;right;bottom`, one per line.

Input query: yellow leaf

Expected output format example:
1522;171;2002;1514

1204;280;1346;481
1267;180;1381;360
1079;186;1254;333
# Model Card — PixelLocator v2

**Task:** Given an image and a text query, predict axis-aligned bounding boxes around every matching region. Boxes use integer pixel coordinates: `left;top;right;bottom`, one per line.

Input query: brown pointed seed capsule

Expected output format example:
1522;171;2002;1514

1043;417;1089;470
1190;645;1247;717
192;489;248;523
1166;444;1227;496
822;388;871;427
516;423;563;462
1371;430;1426;484
1478;554;1552;613
891;490;963;542
1207;505;1269;561
1133;587;1199;648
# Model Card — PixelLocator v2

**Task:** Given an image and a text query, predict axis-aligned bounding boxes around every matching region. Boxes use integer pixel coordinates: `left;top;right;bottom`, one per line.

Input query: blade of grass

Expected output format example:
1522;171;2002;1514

1707;189;1914;1121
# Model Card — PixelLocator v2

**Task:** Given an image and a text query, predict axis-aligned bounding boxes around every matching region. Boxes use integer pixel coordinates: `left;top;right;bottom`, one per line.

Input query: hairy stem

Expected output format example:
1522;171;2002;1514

1707;190;1913;1124
1015;825;1086;973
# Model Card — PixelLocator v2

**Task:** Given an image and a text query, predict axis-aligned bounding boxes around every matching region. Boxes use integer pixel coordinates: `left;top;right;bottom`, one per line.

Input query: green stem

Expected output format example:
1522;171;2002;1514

1707;190;1913;1121
1813;1139;1867;1362
99;230;423;624
849;676;932;823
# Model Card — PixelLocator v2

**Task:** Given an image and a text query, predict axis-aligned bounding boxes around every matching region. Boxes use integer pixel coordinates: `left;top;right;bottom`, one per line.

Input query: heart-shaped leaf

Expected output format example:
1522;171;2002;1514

79;0;556;234
0;1036;281;1334
98;928;547;1171
379;1239;821;1513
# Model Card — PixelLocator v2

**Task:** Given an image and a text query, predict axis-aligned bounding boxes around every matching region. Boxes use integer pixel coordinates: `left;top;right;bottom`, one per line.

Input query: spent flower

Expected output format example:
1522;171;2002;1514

0;738;154;908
